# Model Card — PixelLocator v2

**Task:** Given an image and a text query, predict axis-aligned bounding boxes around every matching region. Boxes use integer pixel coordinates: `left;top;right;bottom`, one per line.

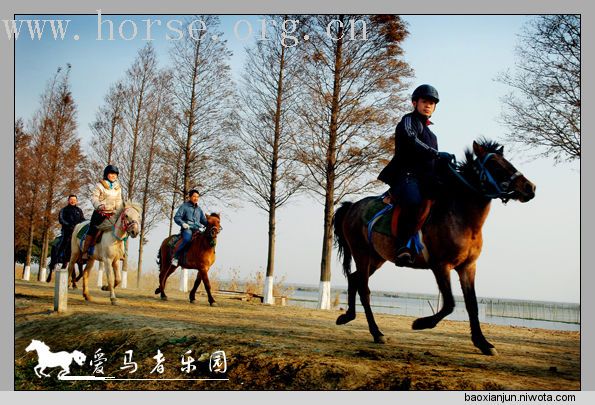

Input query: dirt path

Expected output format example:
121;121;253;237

14;280;580;390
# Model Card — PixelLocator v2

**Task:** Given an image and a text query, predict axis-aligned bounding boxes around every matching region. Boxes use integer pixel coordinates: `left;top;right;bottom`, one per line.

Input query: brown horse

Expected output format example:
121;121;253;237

155;213;222;304
333;140;536;355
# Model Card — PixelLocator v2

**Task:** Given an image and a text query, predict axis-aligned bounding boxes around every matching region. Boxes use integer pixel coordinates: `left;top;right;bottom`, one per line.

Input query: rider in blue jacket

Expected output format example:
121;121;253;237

171;189;208;267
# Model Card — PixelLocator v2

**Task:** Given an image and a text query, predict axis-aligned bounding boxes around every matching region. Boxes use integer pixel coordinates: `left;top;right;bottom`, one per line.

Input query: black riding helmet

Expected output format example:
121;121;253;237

412;84;440;103
103;165;119;180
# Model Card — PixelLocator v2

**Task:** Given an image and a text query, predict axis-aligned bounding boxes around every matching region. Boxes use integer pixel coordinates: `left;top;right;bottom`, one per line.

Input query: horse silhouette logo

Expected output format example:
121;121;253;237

25;339;86;378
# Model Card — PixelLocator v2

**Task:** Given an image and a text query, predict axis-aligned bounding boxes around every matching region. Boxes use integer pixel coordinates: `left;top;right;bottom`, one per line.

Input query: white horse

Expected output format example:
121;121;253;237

68;201;142;305
25;339;86;378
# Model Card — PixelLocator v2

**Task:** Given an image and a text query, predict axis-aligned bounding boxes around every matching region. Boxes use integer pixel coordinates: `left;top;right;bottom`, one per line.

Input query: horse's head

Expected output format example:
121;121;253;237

119;201;143;238
470;140;536;203
206;213;222;240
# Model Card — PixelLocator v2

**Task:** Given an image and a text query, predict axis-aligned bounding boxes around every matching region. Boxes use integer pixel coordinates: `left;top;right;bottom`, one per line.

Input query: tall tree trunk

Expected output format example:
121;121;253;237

168;147;183;236
137;107;161;288
263;43;286;305
123;70;148;278
38;229;50;280
24;212;35;270
182;39;202;198
318;19;344;310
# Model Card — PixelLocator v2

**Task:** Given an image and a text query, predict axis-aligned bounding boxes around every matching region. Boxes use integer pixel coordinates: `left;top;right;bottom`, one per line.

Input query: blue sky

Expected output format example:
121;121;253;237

14;15;580;303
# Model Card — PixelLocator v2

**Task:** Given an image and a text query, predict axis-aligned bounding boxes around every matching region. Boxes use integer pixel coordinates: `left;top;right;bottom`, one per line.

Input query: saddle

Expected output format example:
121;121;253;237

167;231;202;266
364;193;426;258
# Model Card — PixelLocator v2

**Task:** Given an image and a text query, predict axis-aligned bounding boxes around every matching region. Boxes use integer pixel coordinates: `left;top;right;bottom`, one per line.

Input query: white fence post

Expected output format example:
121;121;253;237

179;267;188;292
54;269;68;313
121;270;128;289
39;267;47;283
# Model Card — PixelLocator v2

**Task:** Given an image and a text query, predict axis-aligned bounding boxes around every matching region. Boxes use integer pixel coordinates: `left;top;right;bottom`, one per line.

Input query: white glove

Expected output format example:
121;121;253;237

182;223;189;230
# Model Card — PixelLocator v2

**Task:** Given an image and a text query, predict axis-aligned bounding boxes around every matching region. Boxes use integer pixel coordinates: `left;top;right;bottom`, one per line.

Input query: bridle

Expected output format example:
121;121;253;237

205;222;222;247
112;207;139;241
448;153;523;203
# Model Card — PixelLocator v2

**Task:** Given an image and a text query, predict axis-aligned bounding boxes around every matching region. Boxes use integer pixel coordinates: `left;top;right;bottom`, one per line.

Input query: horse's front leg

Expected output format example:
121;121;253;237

336;270;358;325
457;263;497;355
200;268;217;306
189;272;202;304
33;365;42;378
82;258;95;301
412;265;455;330
355;259;385;343
102;259;118;305
66;256;78;289
113;259;121;289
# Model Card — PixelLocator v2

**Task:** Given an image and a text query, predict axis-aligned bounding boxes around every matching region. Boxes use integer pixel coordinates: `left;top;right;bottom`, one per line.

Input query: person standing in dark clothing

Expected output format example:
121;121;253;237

57;194;86;261
378;84;455;266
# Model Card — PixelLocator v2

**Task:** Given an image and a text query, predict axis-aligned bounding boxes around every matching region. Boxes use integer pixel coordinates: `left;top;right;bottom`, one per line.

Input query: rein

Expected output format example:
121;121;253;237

446;153;520;203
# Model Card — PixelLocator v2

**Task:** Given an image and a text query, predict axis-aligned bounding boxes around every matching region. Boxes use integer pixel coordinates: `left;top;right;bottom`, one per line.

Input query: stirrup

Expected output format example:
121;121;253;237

395;247;413;266
171;257;179;267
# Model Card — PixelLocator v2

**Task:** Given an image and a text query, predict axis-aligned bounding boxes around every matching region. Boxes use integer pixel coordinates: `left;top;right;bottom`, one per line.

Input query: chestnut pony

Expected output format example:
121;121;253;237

155;213;222;305
333;140;536;355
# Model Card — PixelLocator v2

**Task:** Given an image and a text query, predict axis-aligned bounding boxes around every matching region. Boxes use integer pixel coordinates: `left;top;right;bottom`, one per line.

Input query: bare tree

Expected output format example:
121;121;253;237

121;43;158;201
136;70;174;287
295;15;413;308
89;81;126;166
36;65;85;279
15;119;38;268
497;15;580;163
233;15;306;304
20;70;62;273
168;15;238;207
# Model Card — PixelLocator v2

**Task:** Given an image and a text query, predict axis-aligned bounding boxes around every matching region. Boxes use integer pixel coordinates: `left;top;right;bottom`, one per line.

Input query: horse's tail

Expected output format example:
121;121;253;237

333;201;353;278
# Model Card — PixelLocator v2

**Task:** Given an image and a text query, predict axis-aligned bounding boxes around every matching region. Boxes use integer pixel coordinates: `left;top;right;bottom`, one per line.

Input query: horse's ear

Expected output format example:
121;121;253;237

210;212;220;218
473;141;486;158
497;145;504;155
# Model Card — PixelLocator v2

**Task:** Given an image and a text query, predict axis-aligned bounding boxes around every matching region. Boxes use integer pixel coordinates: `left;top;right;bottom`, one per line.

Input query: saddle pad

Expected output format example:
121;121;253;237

167;234;182;249
363;198;393;237
76;222;90;240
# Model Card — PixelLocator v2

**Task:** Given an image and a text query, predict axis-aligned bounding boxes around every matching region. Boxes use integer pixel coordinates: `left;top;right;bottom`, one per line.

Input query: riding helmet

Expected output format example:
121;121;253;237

412;84;440;103
103;165;119;179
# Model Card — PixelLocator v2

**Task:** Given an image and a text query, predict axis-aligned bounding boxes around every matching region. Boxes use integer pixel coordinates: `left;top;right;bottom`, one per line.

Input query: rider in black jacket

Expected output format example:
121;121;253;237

378;84;454;266
57;195;86;261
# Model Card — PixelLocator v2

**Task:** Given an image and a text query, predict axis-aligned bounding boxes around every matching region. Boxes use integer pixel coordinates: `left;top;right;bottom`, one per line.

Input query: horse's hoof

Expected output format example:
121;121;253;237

161;296;168;301
336;313;355;325
374;335;387;344
83;295;92;302
412;317;435;330
189;298;195;304
154;288;161;295
209;302;218;307
110;298;118;306
478;345;498;356
101;285;108;291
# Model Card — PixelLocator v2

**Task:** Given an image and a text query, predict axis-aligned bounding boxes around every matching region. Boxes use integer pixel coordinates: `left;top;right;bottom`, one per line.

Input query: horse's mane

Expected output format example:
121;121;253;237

208;212;220;219
456;138;504;179
97;200;143;231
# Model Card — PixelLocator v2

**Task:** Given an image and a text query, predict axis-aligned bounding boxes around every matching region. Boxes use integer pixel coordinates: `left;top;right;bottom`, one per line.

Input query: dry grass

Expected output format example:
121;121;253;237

14;280;580;390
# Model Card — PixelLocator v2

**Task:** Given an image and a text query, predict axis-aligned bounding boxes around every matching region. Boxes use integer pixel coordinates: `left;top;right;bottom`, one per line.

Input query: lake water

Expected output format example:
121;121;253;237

287;288;580;332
